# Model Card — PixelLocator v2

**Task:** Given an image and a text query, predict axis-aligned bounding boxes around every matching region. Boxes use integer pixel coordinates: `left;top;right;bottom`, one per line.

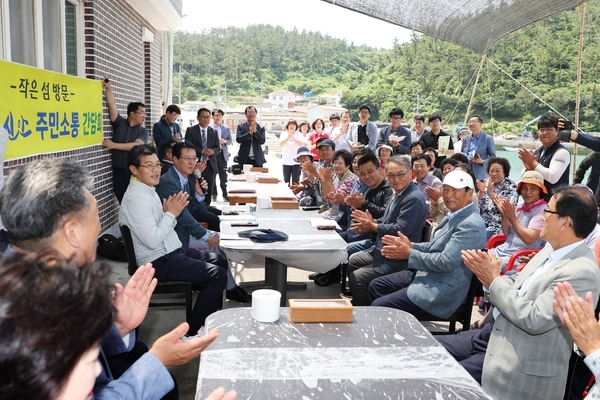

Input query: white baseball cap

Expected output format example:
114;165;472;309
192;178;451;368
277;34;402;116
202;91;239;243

443;170;474;190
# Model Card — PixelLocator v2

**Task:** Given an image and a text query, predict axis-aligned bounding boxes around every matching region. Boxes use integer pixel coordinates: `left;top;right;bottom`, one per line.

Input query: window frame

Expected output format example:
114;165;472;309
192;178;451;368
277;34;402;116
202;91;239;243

0;0;84;76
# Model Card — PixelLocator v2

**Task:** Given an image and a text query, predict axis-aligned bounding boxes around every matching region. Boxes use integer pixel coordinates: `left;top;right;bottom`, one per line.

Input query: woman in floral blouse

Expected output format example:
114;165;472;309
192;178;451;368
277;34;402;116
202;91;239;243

477;157;519;239
320;149;358;221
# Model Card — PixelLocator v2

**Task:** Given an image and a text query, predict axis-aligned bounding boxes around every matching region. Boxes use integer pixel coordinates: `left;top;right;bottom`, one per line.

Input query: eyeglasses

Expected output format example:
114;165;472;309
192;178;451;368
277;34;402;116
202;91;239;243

386;170;411;180
543;208;562;216
180;157;199;163
135;111;146;116
139;163;162;171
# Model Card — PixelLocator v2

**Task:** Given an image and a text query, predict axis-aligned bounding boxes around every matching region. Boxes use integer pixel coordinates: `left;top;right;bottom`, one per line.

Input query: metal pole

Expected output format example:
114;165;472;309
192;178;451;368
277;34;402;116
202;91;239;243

178;65;181;104
416;93;419;114
259;77;263;124
573;3;586;180
464;54;486;126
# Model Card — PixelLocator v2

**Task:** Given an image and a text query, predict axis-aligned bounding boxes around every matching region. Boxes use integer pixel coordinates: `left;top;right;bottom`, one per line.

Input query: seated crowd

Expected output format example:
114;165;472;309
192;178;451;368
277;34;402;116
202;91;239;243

3;106;600;400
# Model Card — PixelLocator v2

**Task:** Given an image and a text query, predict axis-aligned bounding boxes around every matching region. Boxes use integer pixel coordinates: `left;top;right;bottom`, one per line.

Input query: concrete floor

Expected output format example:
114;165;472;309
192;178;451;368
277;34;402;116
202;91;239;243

102;148;484;400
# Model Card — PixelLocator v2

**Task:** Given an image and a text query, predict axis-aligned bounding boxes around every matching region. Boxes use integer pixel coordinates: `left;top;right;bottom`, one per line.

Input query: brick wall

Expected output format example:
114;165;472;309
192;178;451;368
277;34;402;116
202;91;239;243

83;0;164;231
2;0;175;232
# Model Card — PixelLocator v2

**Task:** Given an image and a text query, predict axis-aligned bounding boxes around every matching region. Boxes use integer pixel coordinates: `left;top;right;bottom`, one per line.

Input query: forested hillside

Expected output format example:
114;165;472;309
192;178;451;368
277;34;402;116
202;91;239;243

174;3;600;132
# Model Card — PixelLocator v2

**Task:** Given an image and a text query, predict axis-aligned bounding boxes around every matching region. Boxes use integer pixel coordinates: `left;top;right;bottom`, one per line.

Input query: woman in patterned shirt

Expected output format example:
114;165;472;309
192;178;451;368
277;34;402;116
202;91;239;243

477;157;519;238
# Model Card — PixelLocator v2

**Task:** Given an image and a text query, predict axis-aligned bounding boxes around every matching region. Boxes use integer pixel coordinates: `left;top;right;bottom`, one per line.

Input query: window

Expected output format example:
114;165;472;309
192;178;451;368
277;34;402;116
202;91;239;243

3;0;83;75
43;0;61;72
64;1;77;75
8;0;35;66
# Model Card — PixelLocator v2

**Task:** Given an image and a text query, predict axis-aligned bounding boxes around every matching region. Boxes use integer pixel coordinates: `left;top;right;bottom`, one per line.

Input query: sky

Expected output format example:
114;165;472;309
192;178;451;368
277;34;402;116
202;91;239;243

180;0;413;49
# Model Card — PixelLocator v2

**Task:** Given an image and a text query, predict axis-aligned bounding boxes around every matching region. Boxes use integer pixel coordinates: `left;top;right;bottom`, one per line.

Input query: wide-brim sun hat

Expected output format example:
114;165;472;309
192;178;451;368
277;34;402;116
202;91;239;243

517;170;547;194
294;146;314;163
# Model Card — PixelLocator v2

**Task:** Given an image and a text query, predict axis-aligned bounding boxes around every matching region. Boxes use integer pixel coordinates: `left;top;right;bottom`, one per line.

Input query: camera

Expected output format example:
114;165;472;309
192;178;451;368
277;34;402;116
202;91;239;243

557;119;574;142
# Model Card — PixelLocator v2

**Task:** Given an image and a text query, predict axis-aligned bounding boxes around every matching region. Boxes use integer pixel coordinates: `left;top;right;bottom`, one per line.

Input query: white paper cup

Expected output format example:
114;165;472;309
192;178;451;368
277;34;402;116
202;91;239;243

258;197;272;209
246;173;257;183
252;289;281;322
243;164;253;174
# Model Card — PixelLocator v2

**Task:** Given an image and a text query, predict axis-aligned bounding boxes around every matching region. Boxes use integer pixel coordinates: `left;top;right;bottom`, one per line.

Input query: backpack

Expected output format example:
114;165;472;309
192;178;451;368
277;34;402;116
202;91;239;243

96;234;128;262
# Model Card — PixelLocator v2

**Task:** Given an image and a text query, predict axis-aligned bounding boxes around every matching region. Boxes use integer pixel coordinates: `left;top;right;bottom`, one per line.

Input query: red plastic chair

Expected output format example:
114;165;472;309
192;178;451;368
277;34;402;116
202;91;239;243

486;234;507;249
477;234;507;306
503;249;541;273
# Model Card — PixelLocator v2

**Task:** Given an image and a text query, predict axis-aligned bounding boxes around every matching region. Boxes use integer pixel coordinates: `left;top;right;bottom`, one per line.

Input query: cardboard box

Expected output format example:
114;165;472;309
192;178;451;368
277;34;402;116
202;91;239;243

229;195;257;205
288;298;354;323
272;200;299;209
257;176;279;184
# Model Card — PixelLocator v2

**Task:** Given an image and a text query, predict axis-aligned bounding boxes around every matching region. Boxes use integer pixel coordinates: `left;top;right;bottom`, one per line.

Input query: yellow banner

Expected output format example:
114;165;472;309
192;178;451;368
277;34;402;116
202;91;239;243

0;59;103;161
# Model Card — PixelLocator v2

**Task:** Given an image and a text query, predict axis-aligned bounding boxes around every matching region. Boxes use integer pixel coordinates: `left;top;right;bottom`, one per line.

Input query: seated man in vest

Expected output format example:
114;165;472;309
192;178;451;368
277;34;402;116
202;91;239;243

348;155;427;306
518;113;570;198
368;170;486;318
437;186;600;399
156;142;251;303
120;144;229;336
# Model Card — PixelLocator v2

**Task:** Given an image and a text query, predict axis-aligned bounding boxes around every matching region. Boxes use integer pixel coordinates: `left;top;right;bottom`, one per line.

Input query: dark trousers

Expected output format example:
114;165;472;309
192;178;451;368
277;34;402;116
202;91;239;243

238;157;261;167
212;153;228;197
201;163;216;206
369;269;421;313
348;251;385;306
192;206;222;232
434;322;492;384
151;248;227;335
113;168;131;203
282;164;301;185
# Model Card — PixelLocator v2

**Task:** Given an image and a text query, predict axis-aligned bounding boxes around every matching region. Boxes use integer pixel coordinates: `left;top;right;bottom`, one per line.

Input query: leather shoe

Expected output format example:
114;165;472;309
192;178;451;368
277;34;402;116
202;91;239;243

223;195;230;202
308;272;324;280
211;195;217;202
314;271;341;287
226;286;252;303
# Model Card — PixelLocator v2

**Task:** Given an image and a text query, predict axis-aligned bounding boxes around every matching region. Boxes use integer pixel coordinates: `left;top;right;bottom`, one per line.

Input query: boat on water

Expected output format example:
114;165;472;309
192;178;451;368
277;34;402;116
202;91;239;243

503;146;519;152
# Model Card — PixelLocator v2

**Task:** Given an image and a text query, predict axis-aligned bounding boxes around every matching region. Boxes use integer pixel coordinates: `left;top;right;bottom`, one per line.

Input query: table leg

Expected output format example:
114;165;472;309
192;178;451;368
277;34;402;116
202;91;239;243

264;257;273;284
239;257;307;296
272;259;288;306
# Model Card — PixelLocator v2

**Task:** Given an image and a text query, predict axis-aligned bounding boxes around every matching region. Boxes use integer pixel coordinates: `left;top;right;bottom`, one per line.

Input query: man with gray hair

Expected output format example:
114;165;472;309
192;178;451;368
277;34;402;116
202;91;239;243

368;170;486;317
348;155;428;306
0;159;222;399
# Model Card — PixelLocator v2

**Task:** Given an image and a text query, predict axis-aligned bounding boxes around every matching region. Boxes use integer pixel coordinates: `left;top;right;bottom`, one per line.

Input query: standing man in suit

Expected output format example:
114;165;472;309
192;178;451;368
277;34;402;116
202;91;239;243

347;155;428;306
185;107;221;206
368;170;486;318
236;106;266;168
152;104;181;157
211;108;232;202
437;186;600;399
376;107;412;155
461;115;496;180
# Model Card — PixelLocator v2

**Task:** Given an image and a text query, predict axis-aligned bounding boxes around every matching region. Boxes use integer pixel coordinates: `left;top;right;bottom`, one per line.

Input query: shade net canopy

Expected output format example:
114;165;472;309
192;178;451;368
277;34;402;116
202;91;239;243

321;0;584;54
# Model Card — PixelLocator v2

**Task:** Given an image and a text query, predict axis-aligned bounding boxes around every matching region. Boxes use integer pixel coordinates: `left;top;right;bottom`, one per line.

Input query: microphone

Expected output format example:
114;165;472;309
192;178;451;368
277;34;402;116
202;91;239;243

193;169;208;194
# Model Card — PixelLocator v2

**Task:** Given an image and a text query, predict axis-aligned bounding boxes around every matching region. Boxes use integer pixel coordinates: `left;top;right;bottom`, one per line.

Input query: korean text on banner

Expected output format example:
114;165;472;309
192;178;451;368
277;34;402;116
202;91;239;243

0;59;103;161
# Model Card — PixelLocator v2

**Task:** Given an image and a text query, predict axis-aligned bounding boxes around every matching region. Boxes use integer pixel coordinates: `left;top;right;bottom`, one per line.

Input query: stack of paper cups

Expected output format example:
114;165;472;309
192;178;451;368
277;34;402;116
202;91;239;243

243;164;253;174
252;289;281;322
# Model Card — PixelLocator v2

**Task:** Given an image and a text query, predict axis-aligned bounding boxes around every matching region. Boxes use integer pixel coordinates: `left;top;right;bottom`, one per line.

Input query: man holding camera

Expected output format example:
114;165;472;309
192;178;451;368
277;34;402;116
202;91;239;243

518;113;570;198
